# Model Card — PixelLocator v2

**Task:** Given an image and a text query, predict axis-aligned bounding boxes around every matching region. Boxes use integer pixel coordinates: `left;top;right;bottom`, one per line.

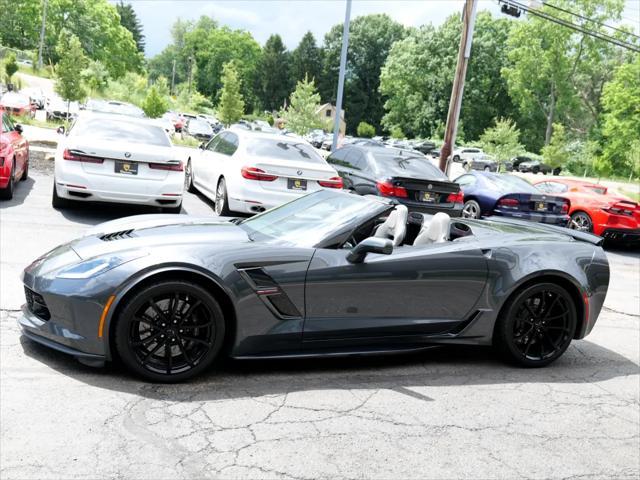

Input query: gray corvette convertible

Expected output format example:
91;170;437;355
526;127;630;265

20;190;609;381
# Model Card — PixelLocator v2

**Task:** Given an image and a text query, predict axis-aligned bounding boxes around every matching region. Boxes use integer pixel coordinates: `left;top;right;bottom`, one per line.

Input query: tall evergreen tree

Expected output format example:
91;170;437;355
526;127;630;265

291;31;322;85
116;1;145;54
259;34;292;111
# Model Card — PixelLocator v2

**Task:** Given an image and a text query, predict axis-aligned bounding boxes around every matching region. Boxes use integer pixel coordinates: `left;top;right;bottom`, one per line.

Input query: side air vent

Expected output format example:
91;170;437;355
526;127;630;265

99;229;135;241
238;267;302;319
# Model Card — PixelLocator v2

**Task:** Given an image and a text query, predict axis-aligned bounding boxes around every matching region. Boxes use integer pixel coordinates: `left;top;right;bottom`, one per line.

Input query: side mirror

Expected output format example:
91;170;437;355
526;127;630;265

347;237;393;264
56;125;66;135
14;124;23;134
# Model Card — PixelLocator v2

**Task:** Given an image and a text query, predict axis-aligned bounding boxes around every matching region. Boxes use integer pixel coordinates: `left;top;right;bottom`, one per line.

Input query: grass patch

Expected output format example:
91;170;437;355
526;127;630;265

172;135;201;148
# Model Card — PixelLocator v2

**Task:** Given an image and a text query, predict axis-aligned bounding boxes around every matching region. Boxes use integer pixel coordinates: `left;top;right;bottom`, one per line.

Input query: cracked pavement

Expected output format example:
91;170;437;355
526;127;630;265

1;172;639;479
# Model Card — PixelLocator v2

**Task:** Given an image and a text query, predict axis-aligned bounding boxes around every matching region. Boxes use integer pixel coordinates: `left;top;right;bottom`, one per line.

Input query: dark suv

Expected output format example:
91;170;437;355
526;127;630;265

327;145;463;216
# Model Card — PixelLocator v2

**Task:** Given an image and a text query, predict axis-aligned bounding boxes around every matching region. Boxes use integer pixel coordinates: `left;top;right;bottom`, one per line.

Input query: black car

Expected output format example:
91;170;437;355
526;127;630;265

19;189;610;381
327;145;464;216
411;140;437;155
518;159;561;175
185;119;214;141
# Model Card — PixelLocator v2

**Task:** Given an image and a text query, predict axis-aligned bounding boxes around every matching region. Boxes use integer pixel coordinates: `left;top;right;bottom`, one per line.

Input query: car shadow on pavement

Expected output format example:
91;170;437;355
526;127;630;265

19;336;639;404
0;177;35;209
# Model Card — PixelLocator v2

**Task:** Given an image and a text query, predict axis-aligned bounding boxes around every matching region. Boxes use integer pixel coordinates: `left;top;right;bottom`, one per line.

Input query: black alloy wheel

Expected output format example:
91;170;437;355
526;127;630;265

495;283;577;367
114;281;225;382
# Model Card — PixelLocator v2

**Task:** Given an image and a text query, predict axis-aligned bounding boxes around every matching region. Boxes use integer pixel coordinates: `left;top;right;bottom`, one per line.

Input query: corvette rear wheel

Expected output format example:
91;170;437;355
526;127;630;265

569;212;593;233
114;281;225;382
495;283;577;367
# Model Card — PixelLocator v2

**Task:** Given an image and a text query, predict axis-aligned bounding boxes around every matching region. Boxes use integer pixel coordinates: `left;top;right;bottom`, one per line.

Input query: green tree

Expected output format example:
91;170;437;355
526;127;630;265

541;123;570;169
291;31;322;84
479;118;524;167
259;34;292;111
141;86;169;118
0;0;40;50
147;19;195;87
321;14;406;133
600;57;640;178
82;60;109;95
217;62;244;126
116;0;145;53
357;121;376;138
4;53;18;83
280;75;322;135
55;32;89;117
380;12;514;142
502;0;628;147
390;126;405;139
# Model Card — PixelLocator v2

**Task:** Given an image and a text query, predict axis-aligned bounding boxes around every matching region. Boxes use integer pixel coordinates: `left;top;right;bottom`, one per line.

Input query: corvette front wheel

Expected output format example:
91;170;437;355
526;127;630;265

114;281;225;382
494;283;577;367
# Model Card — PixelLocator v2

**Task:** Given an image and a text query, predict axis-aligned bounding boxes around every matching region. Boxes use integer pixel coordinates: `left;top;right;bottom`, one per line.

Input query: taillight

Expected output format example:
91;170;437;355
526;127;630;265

376;181;408;198
318;176;343;189
62;149;104;164
560;201;569;214
498;198;519;208
605;202;637;216
446;191;464;204
241;166;278;181
149;161;183;171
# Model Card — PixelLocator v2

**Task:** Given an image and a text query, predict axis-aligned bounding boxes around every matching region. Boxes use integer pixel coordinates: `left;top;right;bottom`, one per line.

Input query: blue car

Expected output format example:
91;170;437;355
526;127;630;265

454;171;570;226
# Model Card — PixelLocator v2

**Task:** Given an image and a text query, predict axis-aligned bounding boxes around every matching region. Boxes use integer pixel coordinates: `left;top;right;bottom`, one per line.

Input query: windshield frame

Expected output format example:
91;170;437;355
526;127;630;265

237;190;392;248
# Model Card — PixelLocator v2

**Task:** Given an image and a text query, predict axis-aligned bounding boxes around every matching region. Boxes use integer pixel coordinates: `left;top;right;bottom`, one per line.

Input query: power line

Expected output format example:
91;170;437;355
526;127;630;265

543;1;640;40
500;0;640;53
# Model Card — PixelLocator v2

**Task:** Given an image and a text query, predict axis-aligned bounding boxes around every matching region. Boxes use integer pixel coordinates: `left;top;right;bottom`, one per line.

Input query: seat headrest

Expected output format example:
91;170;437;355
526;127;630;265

374;205;409;246
413;212;450;245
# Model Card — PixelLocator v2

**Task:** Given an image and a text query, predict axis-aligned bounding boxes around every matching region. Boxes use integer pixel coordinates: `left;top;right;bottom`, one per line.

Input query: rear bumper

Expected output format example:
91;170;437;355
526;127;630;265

601;228;640;245
56;182;183;207
395;198;463;217
491;210;569;226
228;182;325;214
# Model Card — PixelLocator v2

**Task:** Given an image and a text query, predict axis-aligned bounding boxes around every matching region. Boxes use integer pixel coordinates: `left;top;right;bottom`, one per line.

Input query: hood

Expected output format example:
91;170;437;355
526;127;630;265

72;214;248;259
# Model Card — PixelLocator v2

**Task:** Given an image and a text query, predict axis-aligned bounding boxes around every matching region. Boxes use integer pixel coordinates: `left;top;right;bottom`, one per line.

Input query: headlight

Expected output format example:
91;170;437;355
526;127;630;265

56;252;147;279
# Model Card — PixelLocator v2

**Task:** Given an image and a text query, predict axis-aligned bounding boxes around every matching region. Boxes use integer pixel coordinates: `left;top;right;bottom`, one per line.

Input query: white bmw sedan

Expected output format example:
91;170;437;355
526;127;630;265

53;113;185;213
187;129;343;215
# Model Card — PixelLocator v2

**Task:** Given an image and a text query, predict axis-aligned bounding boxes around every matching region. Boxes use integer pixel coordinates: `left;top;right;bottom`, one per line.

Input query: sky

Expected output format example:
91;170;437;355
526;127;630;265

118;0;640;57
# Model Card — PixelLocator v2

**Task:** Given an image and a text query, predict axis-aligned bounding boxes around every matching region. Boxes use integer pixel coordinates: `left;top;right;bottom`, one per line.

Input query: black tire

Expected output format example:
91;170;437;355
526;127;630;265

0;161;15;200
462;199;481;219
114;281;226;382
569;211;593;233
494;283;577;368
214;177;231;216
20;157;28;181
453;155;460;162
51;182;70;209
185;159;196;193
532;167;540;174
162;203;182;214
463;162;472;172
484;166;491;171
552;167;562;176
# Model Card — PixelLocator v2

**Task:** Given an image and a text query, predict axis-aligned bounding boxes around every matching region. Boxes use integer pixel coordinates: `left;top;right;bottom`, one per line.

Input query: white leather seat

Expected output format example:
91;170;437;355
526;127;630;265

413;212;450;245
374;205;409;246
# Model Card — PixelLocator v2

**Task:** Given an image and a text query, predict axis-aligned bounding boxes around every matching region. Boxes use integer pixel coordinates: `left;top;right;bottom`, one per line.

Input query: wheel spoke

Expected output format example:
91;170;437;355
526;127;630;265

149;300;168;323
180;335;212;347
176;339;195;367
141;341;164;365
131;330;162;347
181;320;214;329
523;336;536;356
541;295;561;321
180;300;203;324
165;340;173;374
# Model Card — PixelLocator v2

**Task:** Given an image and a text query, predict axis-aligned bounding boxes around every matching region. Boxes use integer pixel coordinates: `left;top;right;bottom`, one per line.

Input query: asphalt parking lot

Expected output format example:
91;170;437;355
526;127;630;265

1;169;639;479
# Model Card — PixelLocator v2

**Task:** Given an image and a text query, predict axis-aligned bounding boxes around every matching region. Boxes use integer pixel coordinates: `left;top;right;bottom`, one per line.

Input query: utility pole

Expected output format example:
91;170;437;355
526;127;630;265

331;0;352;153
187;56;194;95
37;0;48;70
170;59;176;96
438;0;478;174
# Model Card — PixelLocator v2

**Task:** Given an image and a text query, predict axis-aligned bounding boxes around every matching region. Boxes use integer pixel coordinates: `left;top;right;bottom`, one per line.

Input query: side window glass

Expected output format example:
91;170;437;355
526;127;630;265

326;148;348;167
3;114;14;132
205;135;221;152
344;150;363;170
214;132;239;156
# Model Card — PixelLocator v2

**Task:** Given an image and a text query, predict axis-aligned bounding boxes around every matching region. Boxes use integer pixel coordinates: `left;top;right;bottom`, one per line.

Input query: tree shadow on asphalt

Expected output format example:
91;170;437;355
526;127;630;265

19;335;639;404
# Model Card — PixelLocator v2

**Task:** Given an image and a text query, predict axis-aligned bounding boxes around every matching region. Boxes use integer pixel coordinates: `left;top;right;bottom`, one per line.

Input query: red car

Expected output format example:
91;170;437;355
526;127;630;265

0;113;29;199
535;178;640;245
0;92;36;118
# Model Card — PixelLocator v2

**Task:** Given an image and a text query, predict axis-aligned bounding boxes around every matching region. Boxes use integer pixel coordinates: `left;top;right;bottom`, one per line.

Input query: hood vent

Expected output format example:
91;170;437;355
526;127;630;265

99;229;135;241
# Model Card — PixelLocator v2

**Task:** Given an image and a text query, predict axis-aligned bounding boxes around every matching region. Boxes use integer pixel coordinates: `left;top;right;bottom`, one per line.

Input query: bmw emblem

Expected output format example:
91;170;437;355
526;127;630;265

297;170;303;175
427;184;433;190
124;152;132;158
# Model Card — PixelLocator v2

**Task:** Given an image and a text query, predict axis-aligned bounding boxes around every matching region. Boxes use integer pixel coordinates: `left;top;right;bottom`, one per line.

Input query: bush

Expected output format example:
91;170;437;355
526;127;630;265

357;121;376;138
390;126;405;139
4;53;18;83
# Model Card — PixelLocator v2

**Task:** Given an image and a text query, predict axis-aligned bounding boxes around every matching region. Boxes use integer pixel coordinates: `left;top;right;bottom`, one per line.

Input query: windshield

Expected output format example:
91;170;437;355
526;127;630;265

71;118;170;146
485;174;538;193
238;190;387;247
245;138;325;164
371;151;448;180
188;119;212;132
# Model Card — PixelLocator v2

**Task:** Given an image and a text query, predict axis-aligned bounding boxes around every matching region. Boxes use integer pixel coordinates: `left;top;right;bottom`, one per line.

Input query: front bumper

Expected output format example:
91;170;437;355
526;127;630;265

18;304;107;361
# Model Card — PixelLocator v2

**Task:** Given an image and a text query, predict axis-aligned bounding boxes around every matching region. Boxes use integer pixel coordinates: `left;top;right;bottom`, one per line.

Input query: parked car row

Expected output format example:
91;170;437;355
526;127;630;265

0;112;29;200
